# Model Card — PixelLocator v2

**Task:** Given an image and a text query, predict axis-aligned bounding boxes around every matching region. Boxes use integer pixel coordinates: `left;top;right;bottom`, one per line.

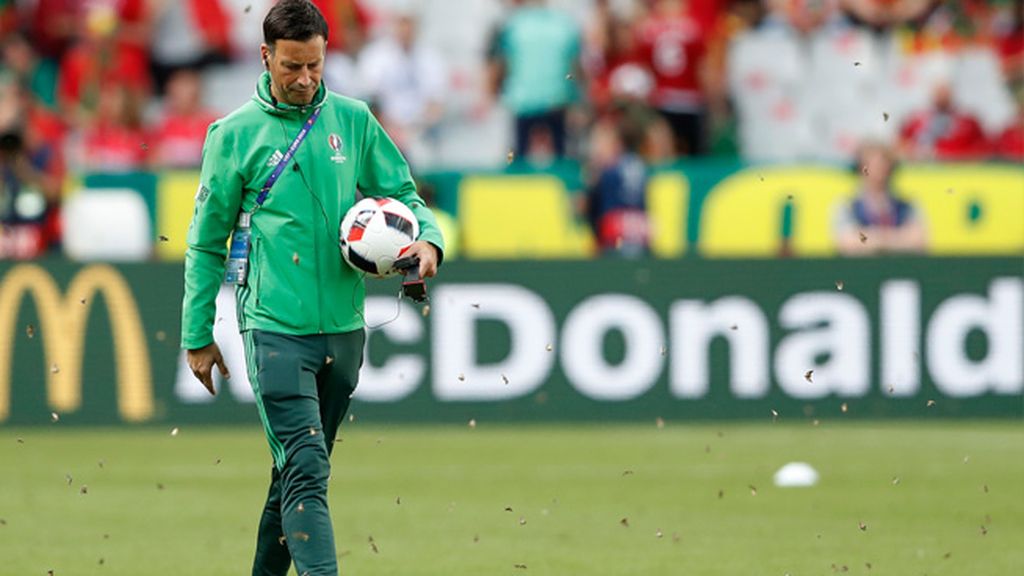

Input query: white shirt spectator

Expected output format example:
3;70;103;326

356;14;448;166
358;34;447;127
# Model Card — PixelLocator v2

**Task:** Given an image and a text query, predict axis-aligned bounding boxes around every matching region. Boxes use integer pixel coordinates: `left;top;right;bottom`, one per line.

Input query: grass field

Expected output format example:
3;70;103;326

2;422;1021;575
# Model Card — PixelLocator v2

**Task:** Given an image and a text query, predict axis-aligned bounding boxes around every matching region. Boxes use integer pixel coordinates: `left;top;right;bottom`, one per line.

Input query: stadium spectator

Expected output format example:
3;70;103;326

639;111;677;164
584;6;653;116
149;68;219;169
72;84;148;173
726;0;815;161
150;0;236;91
487;0;583;161
22;0;83;63
898;81;989;160
313;0;375;96
635;0;710;157
103;0;152;74
1;32;59;110
687;0;729;33
0;76;63;259
834;141;927;256
585;116;650;257
582;0;616;68
56;2;151;129
356;9;448;168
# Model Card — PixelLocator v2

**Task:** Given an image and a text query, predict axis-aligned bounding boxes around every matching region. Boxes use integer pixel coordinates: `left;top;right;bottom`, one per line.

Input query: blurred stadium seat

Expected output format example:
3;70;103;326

62;189;153;261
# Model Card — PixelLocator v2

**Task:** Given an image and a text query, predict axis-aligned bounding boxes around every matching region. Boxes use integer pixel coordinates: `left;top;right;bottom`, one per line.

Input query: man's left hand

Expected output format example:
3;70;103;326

403;241;440;278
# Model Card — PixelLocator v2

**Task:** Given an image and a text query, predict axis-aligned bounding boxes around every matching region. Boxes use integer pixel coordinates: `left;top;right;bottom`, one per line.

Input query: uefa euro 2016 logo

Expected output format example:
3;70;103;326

328;133;347;164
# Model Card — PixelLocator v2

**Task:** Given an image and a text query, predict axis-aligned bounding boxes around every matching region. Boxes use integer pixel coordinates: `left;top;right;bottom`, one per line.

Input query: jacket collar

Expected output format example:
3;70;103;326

253;71;327;117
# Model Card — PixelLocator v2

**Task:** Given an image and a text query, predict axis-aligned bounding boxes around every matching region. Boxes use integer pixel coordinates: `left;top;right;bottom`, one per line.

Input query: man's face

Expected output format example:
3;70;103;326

262;37;326;106
862;148;893;193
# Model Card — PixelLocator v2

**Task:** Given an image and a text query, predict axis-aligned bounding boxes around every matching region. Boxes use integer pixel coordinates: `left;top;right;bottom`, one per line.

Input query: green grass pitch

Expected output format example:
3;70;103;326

1;421;1021;575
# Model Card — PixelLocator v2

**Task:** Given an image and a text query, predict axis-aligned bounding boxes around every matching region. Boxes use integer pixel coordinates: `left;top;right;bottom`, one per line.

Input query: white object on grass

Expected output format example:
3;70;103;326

773;462;820;488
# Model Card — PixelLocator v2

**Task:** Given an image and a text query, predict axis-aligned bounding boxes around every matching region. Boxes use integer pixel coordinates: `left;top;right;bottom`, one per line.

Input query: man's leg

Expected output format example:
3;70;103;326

245;330;338;576
318;329;365;452
546;108;567;158
514;113;534;160
252;468;291;575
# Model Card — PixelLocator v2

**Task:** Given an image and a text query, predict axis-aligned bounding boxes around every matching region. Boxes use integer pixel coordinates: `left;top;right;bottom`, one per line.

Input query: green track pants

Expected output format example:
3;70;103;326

243;328;365;576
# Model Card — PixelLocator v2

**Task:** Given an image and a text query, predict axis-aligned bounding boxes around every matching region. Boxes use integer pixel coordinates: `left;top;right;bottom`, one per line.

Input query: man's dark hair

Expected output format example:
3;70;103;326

263;0;329;47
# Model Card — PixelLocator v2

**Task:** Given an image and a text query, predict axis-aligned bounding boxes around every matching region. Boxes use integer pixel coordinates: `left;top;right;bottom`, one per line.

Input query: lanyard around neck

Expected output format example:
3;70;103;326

255;106;322;207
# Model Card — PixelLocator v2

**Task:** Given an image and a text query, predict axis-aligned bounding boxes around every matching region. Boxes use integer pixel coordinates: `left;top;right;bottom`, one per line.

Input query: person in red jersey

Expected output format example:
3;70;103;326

586;8;653;116
899;82;989;161
636;0;709;156
56;2;151;129
75;85;148;172
150;68;219;169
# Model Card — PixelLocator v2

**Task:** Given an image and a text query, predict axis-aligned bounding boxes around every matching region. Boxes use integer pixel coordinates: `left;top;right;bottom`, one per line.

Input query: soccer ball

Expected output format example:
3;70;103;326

339;197;419;277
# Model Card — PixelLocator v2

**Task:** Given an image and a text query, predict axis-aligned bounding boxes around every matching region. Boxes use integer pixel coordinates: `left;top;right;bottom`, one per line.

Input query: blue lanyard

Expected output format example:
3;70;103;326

255;106;322;207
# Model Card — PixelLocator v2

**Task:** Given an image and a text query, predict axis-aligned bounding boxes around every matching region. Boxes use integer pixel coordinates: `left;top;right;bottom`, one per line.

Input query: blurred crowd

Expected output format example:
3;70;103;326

0;0;1020;259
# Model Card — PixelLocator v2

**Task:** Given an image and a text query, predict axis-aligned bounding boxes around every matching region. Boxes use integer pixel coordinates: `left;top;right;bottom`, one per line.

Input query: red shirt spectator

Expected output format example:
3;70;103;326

150;69;218;169
27;0;149;61
899;83;989;161
588;16;651;114
26;0;82;61
635;0;708;156
107;0;152;71
56;1;152;126
636;0;707;113
77;86;148;172
57;41;150;122
687;0;725;33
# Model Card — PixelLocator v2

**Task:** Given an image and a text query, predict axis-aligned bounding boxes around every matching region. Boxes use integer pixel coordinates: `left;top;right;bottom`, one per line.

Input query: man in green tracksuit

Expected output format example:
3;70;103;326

180;2;443;574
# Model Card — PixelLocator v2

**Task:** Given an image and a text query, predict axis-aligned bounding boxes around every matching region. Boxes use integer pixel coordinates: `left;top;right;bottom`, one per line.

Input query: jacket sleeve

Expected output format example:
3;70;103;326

181;122;245;350
356;104;446;264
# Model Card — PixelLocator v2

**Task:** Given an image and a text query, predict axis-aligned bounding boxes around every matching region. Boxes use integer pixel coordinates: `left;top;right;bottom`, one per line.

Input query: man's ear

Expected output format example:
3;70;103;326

260;44;271;69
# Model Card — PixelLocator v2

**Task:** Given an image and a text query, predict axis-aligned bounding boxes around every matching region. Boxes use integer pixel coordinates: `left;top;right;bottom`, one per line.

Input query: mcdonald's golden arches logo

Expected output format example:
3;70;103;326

0;264;154;422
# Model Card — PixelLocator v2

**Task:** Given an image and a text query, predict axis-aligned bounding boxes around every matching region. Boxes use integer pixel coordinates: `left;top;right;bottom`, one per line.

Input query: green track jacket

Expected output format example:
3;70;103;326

181;73;444;350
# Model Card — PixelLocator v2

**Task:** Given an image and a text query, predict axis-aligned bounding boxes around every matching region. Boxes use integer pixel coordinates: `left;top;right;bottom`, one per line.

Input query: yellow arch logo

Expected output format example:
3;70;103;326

0;264;154;422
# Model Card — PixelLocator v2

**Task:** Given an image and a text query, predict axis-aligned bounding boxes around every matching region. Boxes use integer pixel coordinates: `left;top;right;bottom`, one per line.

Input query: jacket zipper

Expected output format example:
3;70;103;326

309;159;324;334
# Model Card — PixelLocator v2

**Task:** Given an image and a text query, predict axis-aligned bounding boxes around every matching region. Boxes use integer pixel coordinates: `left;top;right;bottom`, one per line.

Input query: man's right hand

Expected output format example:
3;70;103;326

187;342;230;396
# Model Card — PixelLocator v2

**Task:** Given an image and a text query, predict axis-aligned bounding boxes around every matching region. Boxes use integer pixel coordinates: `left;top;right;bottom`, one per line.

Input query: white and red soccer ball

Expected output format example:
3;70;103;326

339;197;419;277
